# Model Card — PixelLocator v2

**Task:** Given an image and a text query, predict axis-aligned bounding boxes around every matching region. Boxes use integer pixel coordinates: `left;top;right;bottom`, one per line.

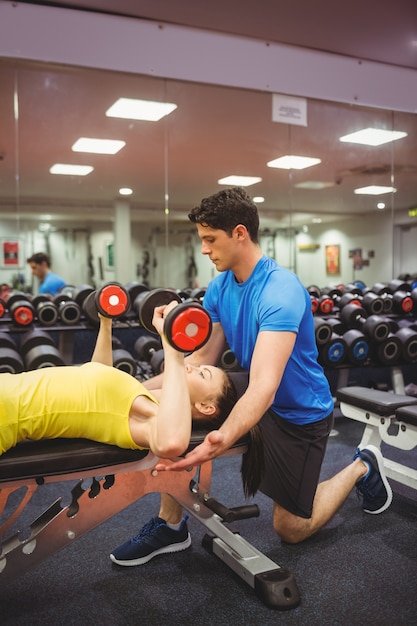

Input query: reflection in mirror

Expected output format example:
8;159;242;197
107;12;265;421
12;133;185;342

0;58;416;294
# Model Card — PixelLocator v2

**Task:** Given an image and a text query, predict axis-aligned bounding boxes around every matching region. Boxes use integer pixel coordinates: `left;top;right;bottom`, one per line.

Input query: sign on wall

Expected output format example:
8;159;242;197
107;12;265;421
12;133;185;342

0;240;22;268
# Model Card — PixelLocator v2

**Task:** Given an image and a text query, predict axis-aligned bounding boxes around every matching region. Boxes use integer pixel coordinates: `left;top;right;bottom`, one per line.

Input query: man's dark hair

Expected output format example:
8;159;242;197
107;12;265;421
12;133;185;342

27;252;51;267
188;187;259;243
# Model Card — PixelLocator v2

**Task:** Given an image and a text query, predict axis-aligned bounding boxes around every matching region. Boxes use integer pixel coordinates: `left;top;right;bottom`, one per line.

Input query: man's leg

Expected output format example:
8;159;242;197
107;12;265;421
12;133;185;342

272;446;392;544
110;494;191;566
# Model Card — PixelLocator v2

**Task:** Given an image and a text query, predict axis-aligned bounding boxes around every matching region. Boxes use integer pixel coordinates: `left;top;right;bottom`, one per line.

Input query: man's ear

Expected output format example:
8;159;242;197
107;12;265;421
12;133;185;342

234;224;248;240
194;401;217;416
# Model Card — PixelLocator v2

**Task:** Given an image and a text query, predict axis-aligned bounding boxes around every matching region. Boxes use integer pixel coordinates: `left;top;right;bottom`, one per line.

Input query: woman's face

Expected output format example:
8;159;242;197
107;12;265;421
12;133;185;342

185;364;225;408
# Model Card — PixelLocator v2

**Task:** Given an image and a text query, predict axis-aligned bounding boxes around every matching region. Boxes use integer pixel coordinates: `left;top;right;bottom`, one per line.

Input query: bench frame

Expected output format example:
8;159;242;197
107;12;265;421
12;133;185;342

337;386;417;491
0;436;300;610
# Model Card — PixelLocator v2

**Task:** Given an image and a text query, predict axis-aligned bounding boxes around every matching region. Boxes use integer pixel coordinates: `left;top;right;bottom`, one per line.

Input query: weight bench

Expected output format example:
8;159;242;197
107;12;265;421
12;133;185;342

0;431;300;610
337;386;417;491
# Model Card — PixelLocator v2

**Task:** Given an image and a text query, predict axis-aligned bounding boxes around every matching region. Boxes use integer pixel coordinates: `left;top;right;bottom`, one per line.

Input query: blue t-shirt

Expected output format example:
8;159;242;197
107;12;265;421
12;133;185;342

39;272;66;296
203;256;333;425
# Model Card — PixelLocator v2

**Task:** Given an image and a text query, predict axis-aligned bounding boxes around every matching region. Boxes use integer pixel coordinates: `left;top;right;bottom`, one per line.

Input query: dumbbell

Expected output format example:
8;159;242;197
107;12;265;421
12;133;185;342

134;335;165;374
310;292;334;315
339;303;390;343
395;326;417;362
125;282;149;317
313;318;333;346
137;288;212;353
372;334;402;366
0;332;24;373
333;291;363;311
31;294;59;327
318;334;347;368
189;287;207;303
110;335;138;376
341;283;364;296
388;279;411;293
321;285;343;300
219;348;240;372
53;293;82;325
82;282;131;324
391;290;413;314
5;291;35;326
342;329;370;366
360;291;385;316
0;297;6;319
19;328;65;370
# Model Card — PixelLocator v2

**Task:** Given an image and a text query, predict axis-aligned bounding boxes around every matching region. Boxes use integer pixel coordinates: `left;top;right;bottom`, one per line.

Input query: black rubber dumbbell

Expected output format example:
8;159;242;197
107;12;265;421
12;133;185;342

137;288;212;353
360;291;385;316
0;332;24;373
134;335;165;374
395;325;417;362
313;317;333;346
392;290;413;315
32;294;59;327
83;282;131;324
110;336;138;376
342;329;370;366
372;334;402;366
318;333;347;368
19;328;65;370
219;348;240;372
53;293;82;325
339;303;390;343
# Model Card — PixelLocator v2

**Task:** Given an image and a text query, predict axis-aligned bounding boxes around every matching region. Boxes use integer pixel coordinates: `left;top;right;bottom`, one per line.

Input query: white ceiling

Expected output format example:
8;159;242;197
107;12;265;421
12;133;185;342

1;0;417;228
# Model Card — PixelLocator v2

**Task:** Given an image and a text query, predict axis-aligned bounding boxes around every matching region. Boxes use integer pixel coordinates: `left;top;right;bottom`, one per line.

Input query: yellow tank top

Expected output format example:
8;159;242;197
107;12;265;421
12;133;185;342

0;363;156;455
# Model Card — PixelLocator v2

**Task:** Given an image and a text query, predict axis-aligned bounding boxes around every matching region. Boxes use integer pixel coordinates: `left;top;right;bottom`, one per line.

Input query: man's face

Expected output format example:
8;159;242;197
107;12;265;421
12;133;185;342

196;223;236;273
29;262;47;280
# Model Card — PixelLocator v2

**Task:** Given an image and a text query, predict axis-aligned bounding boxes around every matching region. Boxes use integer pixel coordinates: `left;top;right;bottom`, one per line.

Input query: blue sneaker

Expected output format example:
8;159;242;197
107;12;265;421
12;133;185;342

354;445;393;514
110;516;191;566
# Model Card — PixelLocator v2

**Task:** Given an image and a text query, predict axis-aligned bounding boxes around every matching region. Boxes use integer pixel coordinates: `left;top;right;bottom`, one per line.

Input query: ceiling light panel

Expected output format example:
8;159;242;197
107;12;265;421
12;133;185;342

267;156;321;170
354;185;396;195
218;175;262;186
72;138;126;154
339;128;407;146
106;98;177;121
49;164;94;176
294;181;335;190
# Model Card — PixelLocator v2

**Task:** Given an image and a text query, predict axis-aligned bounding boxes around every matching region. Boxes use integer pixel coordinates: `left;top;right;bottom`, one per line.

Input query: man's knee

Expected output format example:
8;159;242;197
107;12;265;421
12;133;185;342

272;505;310;544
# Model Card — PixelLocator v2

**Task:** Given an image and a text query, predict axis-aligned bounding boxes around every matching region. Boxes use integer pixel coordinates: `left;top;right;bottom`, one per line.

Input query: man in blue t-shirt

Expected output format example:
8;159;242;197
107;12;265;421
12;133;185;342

27;252;66;296
110;187;392;566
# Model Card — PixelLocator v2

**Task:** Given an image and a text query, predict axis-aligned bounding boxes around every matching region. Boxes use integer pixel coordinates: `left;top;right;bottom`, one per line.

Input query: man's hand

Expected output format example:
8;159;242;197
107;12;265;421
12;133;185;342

155;430;225;471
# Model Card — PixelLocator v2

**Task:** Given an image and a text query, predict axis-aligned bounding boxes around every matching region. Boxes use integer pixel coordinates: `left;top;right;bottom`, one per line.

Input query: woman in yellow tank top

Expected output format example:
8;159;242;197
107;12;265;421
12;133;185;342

0;302;238;458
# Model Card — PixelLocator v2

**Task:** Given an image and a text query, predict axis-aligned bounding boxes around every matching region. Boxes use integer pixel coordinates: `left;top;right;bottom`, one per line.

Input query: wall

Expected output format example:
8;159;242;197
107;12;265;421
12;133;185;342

2;208;414;295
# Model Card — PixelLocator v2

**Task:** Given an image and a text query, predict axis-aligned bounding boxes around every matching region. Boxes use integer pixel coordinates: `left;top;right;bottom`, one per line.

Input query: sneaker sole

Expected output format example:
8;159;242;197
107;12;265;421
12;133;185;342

109;534;192;566
359;444;393;514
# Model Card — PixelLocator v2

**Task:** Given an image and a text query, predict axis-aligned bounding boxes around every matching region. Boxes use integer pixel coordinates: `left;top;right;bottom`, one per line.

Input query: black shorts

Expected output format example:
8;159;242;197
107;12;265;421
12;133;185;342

258;408;334;519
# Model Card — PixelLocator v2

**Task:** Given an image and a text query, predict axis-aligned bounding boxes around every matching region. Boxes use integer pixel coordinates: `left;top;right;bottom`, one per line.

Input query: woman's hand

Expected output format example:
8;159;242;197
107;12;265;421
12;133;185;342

151;301;178;338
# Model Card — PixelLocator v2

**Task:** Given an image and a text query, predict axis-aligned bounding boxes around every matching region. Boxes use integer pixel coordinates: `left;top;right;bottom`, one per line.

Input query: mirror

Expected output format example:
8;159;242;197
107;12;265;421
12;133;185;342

1;58;416;292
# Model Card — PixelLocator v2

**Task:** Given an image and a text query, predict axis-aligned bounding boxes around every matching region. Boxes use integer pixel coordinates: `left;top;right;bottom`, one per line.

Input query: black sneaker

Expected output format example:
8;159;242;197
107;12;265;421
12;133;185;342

354;445;393;514
110;516;191;566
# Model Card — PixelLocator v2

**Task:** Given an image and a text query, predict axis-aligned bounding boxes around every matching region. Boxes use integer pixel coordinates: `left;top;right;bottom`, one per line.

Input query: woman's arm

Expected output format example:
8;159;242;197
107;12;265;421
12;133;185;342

160;329;296;470
143;321;226;391
144;303;193;458
91;314;113;366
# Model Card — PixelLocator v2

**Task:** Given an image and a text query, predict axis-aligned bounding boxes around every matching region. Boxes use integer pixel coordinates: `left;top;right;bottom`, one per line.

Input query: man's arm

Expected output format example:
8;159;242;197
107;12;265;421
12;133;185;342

157;329;296;470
